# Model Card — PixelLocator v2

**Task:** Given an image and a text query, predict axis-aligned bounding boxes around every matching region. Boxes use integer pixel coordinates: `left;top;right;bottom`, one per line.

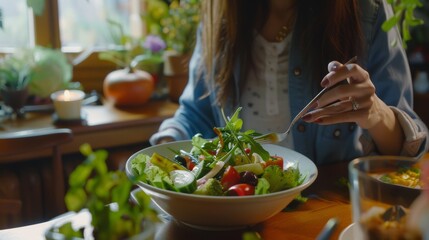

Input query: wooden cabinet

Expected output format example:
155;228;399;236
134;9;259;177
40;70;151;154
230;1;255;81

414;92;429;128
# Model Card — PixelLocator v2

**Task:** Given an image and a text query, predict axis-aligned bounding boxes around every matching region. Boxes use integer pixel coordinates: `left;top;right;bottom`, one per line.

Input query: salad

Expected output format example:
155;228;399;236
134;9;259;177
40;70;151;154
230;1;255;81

378;166;421;188
130;108;305;196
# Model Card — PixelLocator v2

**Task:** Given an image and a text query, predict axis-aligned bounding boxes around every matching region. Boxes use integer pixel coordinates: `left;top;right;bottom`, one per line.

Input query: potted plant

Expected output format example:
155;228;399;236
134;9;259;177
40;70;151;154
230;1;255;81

45;143;159;239
143;0;201;102
0;46;76;118
0;52;31;118
99;20;167;107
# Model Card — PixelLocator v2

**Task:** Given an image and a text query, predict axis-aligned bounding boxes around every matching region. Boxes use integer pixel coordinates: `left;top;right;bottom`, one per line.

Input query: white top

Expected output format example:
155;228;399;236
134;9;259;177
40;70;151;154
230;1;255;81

240;32;294;148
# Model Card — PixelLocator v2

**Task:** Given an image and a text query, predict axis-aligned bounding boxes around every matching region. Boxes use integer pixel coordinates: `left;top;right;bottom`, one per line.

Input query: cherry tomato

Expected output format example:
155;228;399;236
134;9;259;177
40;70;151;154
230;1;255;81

244;148;251;154
220;166;240;190
226;183;255;196
264;156;284;170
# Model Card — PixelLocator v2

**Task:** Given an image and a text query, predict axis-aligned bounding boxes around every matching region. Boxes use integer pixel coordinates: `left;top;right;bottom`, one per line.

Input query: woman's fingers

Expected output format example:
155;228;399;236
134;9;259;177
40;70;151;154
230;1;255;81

302;59;380;128
302;96;368;123
321;61;369;88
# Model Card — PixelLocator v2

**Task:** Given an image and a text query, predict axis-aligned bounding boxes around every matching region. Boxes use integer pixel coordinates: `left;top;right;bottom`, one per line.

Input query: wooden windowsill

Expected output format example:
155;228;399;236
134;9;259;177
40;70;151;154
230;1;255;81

0;99;179;162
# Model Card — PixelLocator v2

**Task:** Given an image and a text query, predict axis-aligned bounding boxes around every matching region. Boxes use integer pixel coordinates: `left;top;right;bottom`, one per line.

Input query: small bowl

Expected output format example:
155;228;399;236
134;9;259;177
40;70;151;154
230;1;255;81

125;140;318;230
349;156;422;209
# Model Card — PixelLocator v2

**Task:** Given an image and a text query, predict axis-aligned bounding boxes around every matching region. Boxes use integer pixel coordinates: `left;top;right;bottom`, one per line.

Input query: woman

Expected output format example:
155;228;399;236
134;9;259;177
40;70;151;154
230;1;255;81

150;0;428;165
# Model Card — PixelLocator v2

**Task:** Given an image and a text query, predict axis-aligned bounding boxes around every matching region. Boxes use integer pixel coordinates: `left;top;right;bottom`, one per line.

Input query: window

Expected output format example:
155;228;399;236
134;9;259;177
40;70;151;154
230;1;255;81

0;0;32;50
0;0;145;93
58;0;143;53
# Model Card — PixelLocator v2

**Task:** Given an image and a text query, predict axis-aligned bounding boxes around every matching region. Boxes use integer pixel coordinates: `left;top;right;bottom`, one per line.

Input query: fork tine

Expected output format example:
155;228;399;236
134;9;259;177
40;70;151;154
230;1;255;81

254;133;278;143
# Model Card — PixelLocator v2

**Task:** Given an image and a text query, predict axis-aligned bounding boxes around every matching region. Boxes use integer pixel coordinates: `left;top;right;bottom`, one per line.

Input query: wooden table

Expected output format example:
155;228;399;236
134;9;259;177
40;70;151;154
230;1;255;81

0;99;179;162
0;161;353;240
1;153;428;239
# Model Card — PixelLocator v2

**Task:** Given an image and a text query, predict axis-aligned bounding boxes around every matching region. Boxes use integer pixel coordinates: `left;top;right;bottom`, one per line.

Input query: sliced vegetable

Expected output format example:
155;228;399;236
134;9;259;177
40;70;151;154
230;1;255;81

144;165;175;191
234;163;264;175
196;161;225;186
226;183;255;196
221;166;241;190
263;156;284;170
150;152;187;172
170;170;197;193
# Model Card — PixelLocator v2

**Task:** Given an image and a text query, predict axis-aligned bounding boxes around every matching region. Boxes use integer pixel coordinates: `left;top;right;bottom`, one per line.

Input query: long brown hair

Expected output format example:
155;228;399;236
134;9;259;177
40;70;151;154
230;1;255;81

200;0;364;105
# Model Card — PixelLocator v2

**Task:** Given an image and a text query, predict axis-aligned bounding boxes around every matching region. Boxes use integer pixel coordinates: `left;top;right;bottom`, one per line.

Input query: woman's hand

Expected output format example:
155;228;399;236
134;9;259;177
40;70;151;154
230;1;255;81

302;61;387;129
302;60;404;155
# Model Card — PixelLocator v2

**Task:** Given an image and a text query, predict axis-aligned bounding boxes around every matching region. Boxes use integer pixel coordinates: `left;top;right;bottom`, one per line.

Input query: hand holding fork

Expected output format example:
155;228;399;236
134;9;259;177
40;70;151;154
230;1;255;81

255;56;358;144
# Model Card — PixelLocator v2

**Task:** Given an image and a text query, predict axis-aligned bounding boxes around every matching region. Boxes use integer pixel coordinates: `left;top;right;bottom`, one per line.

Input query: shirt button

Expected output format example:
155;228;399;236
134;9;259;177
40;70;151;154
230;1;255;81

333;129;342;139
349;123;356;132
297;124;306;132
293;67;302;76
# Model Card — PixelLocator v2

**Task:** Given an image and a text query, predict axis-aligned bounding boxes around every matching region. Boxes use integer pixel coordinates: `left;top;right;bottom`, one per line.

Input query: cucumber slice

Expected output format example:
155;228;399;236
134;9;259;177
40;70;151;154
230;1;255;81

170;170;197;193
150;152;187;172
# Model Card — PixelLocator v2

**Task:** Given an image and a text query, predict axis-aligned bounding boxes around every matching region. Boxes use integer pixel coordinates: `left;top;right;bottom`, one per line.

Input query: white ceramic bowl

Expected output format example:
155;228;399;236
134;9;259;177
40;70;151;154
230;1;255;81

125;140;318;230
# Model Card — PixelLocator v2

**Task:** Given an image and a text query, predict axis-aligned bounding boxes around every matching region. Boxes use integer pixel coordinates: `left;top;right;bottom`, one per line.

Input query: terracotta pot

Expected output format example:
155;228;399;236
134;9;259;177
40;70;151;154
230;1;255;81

163;51;191;102
103;68;155;107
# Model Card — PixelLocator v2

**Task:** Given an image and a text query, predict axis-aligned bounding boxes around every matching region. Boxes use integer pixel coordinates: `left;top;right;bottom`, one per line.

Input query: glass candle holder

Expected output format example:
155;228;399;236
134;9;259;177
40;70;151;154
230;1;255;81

51;90;85;120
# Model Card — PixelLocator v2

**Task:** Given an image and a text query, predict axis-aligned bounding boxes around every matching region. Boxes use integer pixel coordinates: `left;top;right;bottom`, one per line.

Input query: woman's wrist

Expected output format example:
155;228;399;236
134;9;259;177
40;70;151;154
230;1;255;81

367;102;405;155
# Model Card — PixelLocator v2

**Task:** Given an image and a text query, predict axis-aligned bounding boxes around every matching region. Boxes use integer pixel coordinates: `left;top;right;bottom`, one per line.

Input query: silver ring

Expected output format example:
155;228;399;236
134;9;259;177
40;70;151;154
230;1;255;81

351;99;359;111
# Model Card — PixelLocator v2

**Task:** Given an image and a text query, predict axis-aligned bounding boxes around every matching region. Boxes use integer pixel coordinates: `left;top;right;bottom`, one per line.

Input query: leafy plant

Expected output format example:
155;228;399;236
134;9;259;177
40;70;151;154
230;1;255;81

143;0;201;55
383;0;425;48
98;19;166;74
0;46;76;98
47;143;158;239
0;53;31;91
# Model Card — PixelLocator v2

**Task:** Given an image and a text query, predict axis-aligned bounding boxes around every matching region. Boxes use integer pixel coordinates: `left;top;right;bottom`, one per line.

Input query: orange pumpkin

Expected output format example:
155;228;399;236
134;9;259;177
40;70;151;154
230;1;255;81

103;68;155;107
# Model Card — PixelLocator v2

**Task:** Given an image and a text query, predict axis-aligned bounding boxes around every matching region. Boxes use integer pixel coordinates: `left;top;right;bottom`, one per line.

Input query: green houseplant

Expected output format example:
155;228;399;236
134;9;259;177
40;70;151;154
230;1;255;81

0;51;32;118
382;0;425;48
45;143;159;240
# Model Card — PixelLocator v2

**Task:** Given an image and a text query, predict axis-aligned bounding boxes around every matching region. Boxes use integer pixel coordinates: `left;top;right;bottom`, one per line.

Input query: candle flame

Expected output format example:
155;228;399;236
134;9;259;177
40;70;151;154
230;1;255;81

64;90;71;101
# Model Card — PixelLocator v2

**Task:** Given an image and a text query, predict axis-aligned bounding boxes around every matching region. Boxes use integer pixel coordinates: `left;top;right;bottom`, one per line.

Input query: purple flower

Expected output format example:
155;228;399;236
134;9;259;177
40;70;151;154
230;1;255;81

143;35;166;53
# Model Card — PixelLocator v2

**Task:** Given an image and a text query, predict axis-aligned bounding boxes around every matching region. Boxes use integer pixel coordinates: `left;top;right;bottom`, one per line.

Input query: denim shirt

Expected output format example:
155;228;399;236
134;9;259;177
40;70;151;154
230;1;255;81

150;0;428;165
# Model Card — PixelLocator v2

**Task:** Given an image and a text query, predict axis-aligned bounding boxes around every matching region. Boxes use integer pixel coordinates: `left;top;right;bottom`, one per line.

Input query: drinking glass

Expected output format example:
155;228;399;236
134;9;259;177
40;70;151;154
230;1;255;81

348;156;423;239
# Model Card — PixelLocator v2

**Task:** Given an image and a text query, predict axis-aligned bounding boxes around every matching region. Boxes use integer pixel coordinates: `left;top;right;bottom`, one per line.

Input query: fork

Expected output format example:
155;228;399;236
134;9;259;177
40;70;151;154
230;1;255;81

254;56;358;144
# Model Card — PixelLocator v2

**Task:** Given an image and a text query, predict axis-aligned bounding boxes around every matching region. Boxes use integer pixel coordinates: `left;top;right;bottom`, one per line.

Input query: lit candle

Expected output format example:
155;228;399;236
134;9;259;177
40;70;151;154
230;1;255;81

51;90;85;120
